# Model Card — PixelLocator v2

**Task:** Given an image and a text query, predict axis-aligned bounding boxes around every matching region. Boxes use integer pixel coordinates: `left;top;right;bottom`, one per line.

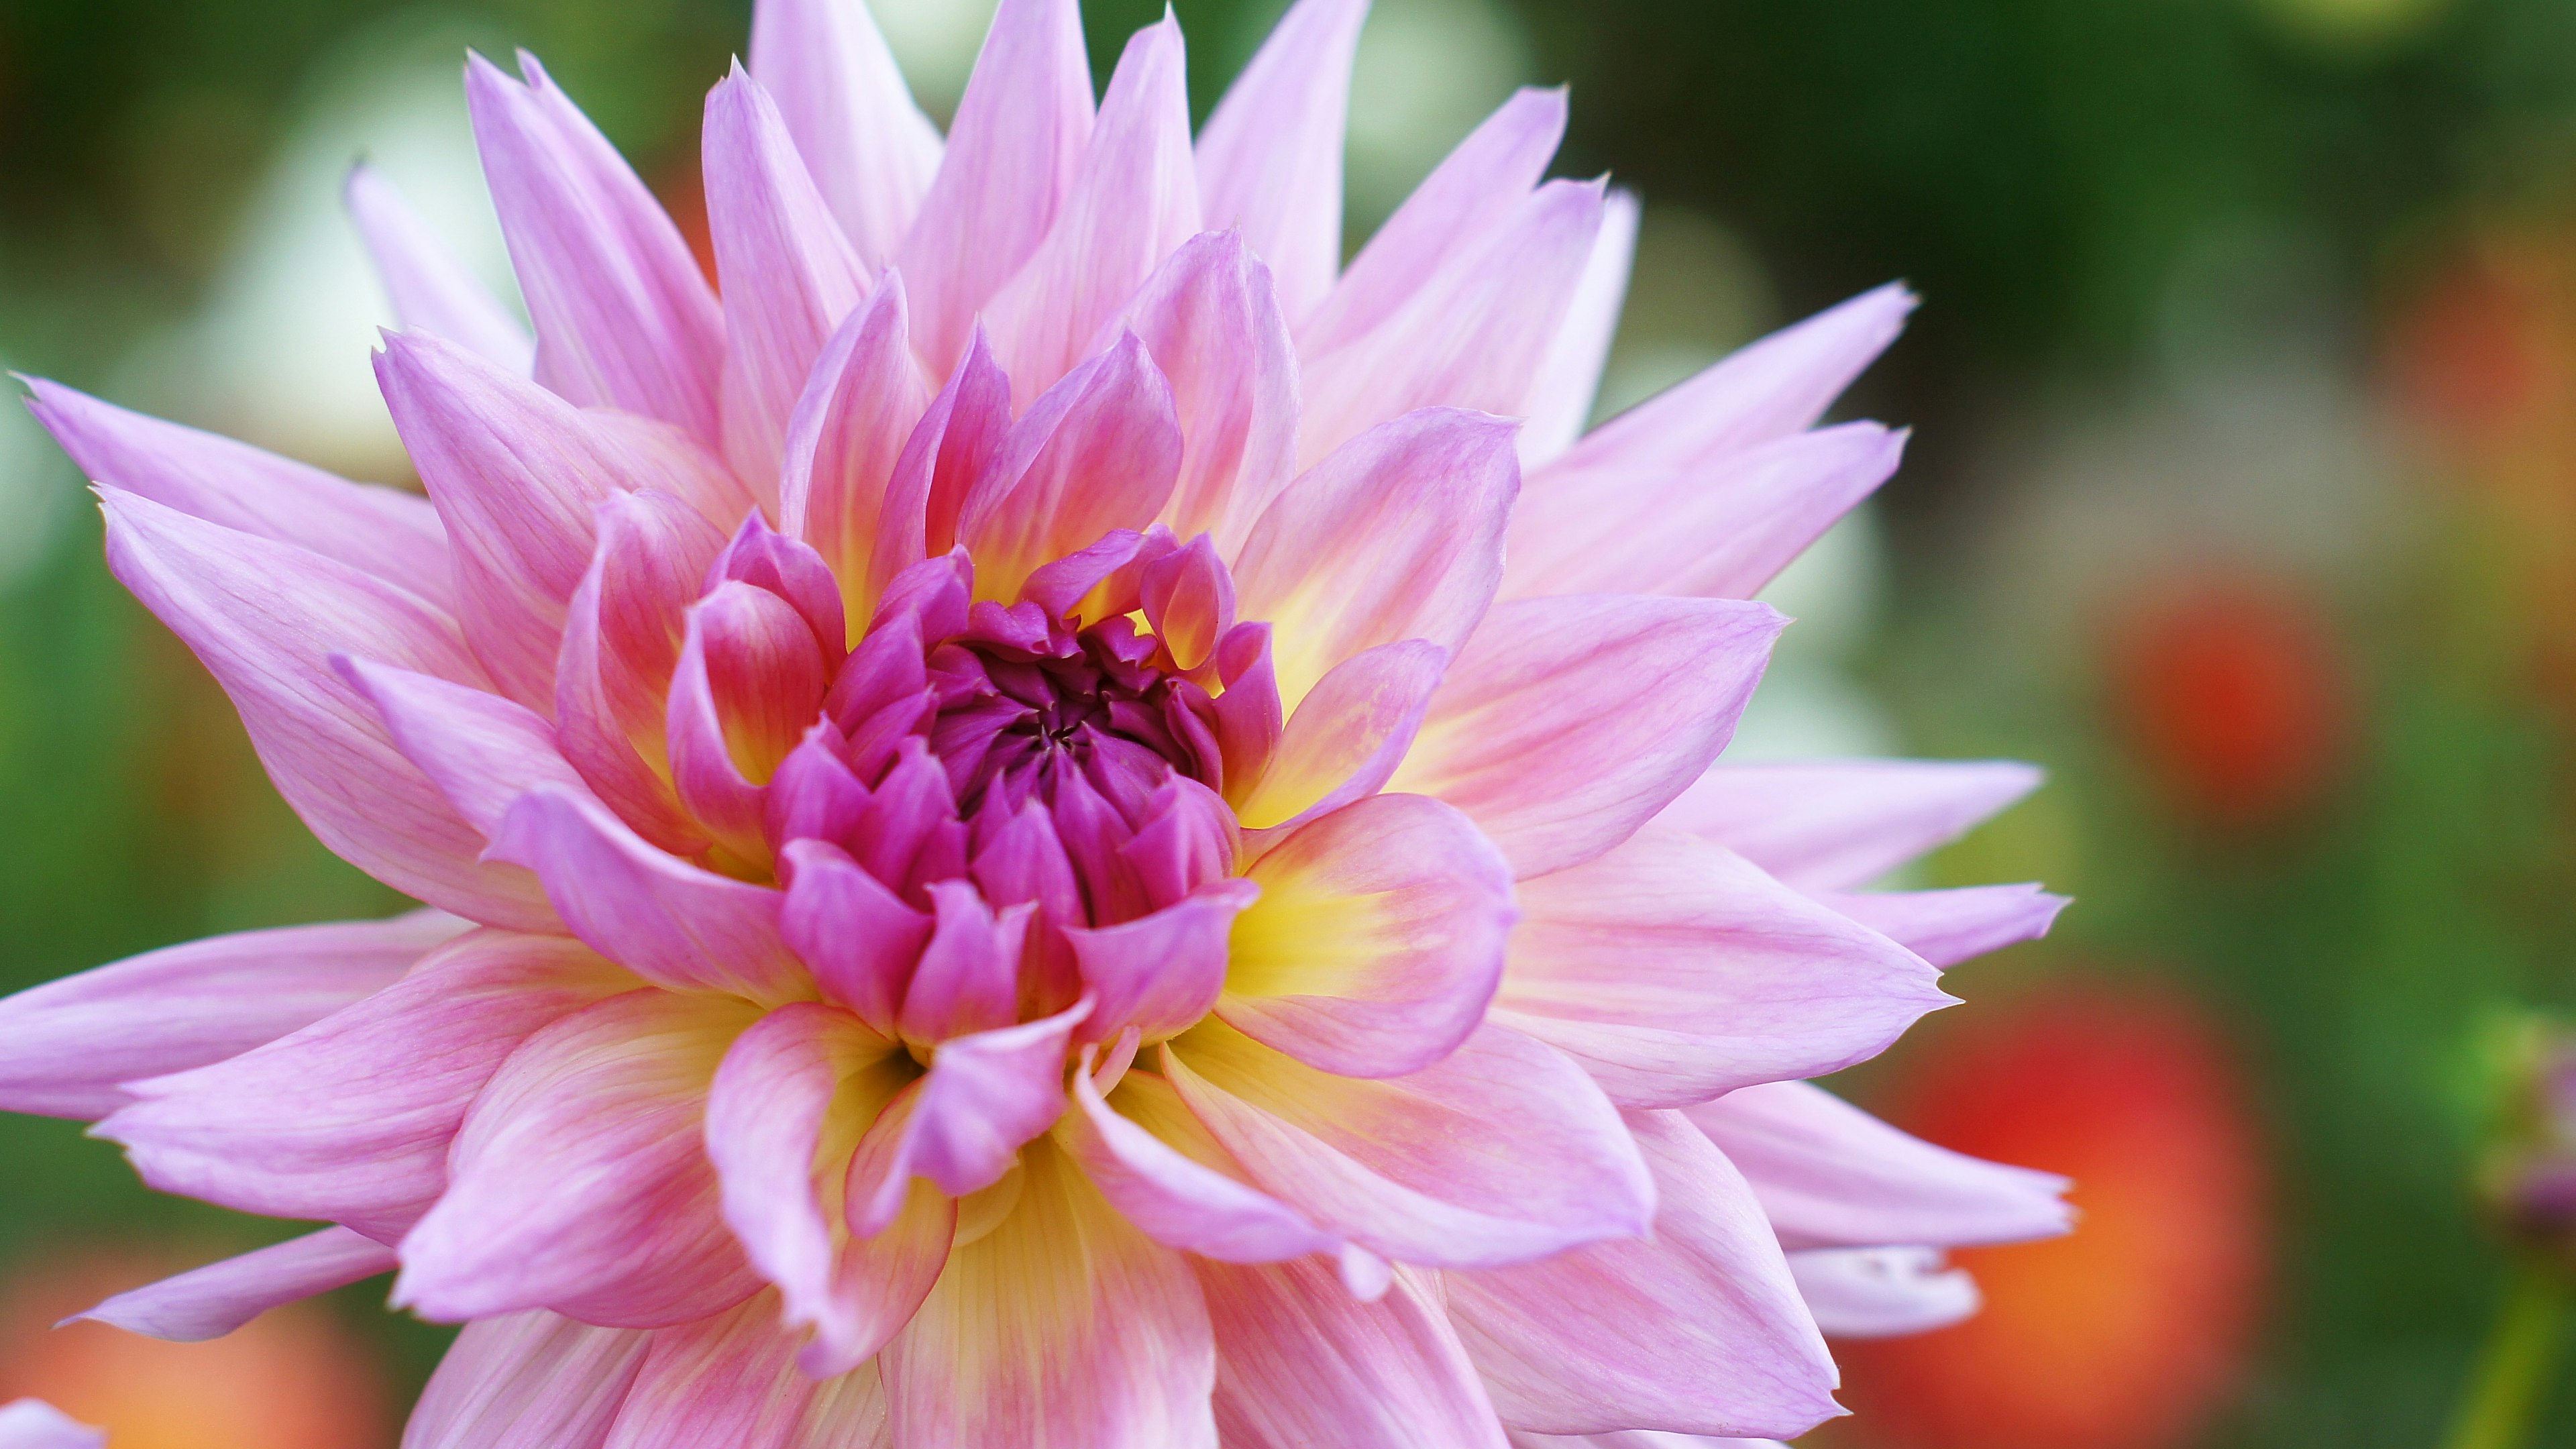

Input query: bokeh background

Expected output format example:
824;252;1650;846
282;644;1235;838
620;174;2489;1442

4;0;2576;1444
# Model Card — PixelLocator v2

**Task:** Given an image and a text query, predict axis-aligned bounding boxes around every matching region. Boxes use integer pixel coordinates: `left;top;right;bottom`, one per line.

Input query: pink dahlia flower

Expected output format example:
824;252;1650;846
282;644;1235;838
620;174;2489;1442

0;0;2072;1443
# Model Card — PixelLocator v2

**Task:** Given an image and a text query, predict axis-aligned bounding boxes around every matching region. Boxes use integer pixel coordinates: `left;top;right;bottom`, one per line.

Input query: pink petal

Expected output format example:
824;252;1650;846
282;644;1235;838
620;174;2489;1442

780;274;932;631
1232;407;1518;710
1299;179;1604;470
97;930;633;1243
1391;594;1783;878
97;487;554;930
1232;640;1446;832
468;52;724;446
1549;282;1915;478
1518;188;1638;469
1220;793;1512;1079
395;988;765;1327
1163;1020;1652;1269
778;839;932;1034
665;581;833;865
1491;828;1951;1109
554;490;730;857
986;15;1200;406
705;65;871;494
704;1005;949;1377
748;0;943;269
1444;1110;1840;1439
1820;883;2069;968
25;376;455;612
865;336;1012;599
1787;1246;1979;1338
344;658;588;840
1685;1079;2072;1252
488;786;813;1003
894;0;1095;372
1201;1257;1510;1449
1193;0;1369;325
404;1310;651;1449
70;1227;396;1343
847;998;1093;1230
958;333;1183;602
1056;1062;1358;1273
1510;1435;1781;1449
1300;87;1566;357
376;330;747;709
0;911;464;1120
1656;758;2043;892
1110;233;1300;553
880;1138;1217;1448
602;1294;894;1447
1502;423;1905;603
345;164;535;376
0;1401;103;1449
896;881;1035;1044
1069;881;1261;1042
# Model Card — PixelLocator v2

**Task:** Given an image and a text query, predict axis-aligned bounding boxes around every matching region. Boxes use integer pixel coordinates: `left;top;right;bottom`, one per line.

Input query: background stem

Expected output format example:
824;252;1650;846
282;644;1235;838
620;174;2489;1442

2443;1261;2569;1449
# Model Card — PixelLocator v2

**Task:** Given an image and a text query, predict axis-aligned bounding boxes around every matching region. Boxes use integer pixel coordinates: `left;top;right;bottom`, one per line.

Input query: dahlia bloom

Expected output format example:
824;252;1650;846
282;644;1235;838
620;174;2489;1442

0;0;2072;1443
0;1401;103;1449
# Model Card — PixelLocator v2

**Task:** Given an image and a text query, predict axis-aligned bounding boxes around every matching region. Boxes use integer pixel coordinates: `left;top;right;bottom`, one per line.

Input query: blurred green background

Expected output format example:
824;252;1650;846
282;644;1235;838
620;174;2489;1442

7;0;2576;1444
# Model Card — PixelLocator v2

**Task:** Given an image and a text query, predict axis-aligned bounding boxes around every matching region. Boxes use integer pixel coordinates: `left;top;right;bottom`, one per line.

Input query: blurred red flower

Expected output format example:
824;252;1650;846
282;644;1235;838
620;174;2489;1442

2110;573;2353;828
1838;984;2268;1449
0;1246;389;1449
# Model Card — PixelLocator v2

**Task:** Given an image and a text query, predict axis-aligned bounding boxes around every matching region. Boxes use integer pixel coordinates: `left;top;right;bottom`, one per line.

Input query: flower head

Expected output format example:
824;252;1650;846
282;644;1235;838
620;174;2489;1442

1;0;2073;1443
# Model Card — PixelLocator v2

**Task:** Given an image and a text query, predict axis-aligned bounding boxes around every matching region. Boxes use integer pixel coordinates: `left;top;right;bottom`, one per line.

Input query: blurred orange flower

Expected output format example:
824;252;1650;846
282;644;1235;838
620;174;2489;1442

0;1246;389;1449
1838;984;2269;1449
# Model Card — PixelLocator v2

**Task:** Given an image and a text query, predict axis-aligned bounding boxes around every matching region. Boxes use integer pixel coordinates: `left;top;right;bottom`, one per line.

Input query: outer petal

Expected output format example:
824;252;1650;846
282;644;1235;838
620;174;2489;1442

865;333;1012;594
706;66;871;494
895;0;1095;370
1684;1079;2072;1251
1656;759;2043;892
1518;187;1638;469
346;164;536;376
468;52;724;445
394;988;765;1328
1194;0;1368;324
1300;87;1566;357
1511;1436;1781;1449
402;1310;651;1449
488;787;812;1003
1297;178;1603;470
1232;408;1517;710
70;1227;396;1343
665;580;832;865
602;1295;892;1449
1220;793;1513;1079
1114;232;1300;554
987;15;1201;406
748;0;943;268
1821;883;2069;969
1787;1246;1980;1338
1390;594;1784;878
1501;423;1905;602
846;998;1093;1231
1164;1019;1652;1269
0;1402;104;1449
376;330;747;708
1232;639;1446;832
880;1137;1218;1449
96;930;633;1242
1443;1110;1841;1439
704;1004;946;1375
1547;282;1915;478
0;911;466;1120
781;276;932;633
345;657;588;840
25;378;455;612
97;488;553;929
1201;1258;1509;1449
1490;828;1951;1108
959;333;1183;602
